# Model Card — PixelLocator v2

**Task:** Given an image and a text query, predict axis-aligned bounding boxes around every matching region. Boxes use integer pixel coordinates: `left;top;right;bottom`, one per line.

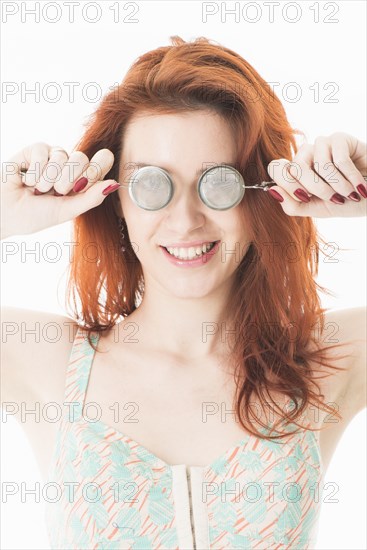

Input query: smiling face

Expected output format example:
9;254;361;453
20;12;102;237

115;109;252;299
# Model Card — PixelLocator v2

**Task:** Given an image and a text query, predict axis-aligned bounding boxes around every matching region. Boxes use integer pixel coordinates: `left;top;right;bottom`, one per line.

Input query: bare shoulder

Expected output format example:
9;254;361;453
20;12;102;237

1;306;80;406
316;306;366;420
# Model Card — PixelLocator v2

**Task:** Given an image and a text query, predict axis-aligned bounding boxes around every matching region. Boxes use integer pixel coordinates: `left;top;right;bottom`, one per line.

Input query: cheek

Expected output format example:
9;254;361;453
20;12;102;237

124;212;159;253
117;190;128;214
224;214;249;241
226;217;252;259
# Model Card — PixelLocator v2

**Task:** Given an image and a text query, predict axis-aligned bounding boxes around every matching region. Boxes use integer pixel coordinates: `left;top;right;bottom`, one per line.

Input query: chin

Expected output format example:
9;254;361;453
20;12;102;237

162;278;220;300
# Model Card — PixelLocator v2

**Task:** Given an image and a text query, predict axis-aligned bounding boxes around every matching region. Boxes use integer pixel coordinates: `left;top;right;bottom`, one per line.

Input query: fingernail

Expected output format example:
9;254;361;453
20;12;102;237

54;190;64;196
348;192;361;202
356;183;367;198
73;177;88;193
34;188;45;195
330;193;345;205
294;189;311;203
102;182;120;196
268;189;284;202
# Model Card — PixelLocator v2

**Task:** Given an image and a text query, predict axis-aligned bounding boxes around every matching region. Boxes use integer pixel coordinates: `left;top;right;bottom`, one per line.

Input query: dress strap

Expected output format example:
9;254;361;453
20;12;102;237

62;325;101;422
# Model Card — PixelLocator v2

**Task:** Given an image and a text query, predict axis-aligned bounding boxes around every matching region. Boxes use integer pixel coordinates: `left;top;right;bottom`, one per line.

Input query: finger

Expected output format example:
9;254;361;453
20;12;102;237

21;142;50;188
267;183;367;218
311;135;356;199
267;157;313;203
1;158;23;189
329;133;367;196
273;143;351;205
287;143;336;201
53;179;121;225
267;185;325;217
53;150;90;195
3;142;49;188
71;149;115;193
36;147;69;193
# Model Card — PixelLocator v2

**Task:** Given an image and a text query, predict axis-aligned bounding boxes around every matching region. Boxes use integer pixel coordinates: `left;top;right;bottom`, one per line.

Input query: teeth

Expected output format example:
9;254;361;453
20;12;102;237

166;242;215;260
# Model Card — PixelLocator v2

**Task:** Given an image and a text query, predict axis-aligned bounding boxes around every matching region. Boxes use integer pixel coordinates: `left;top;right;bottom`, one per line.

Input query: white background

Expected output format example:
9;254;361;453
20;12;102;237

1;1;366;548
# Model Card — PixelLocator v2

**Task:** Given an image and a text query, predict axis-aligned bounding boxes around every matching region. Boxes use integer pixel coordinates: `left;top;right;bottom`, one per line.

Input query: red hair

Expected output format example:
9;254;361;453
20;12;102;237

66;36;352;439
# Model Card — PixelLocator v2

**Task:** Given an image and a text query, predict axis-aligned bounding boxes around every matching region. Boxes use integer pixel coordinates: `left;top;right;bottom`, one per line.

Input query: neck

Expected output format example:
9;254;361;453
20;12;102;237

126;280;236;361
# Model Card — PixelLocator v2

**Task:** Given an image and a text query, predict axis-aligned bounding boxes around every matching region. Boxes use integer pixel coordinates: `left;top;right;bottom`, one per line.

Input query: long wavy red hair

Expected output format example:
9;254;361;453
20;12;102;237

65;36;352;439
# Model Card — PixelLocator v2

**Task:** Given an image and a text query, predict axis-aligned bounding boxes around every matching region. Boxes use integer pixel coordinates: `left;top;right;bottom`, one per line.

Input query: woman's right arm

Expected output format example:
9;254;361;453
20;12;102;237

1;142;118;240
1;306;79;405
0;306;82;479
0;141;118;407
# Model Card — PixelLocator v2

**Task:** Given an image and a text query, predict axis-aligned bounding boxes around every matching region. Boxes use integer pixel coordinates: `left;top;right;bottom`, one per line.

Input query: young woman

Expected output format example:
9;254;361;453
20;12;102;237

1;36;366;550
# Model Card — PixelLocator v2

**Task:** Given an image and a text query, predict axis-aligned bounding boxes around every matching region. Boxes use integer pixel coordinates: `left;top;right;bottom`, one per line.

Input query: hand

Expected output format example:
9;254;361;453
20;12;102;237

1;142;120;239
266;132;367;217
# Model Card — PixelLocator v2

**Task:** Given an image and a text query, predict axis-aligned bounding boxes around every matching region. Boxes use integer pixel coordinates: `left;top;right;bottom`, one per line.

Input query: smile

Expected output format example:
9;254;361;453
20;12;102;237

163;241;217;260
159;241;220;267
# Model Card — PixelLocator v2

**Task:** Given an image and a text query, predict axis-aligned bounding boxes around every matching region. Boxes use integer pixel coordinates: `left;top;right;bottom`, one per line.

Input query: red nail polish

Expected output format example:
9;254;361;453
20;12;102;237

268;189;284;202
330;193;345;204
73;177;88;193
294;189;310;203
356;183;367;198
348;192;361;202
102;183;120;196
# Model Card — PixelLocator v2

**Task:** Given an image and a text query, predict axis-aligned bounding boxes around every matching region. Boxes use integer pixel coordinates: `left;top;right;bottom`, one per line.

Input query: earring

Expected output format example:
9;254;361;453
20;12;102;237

118;216;126;253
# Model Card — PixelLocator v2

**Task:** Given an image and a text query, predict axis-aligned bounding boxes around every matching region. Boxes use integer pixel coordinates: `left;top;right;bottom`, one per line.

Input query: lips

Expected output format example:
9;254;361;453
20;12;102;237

163;241;217;259
160;240;218;249
160;240;220;267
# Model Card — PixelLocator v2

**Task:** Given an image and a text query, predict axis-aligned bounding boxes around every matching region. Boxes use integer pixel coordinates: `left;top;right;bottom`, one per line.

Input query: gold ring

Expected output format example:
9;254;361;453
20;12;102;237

50;147;68;156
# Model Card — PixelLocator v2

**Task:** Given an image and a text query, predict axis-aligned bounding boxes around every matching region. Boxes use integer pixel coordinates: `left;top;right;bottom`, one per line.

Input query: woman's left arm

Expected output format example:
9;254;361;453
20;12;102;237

267;132;367;417
267;131;367;217
323;306;367;417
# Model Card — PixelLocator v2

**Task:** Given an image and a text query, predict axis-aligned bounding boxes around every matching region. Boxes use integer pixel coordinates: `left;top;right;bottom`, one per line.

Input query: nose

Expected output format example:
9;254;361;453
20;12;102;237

164;184;206;234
